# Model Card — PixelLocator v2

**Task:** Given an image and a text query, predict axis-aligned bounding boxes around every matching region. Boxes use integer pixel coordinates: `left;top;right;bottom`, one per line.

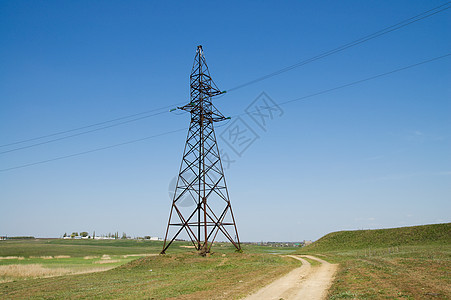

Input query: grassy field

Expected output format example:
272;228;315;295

0;239;299;257
1;252;298;299
3;224;448;299
0;239;175;257
0;239;177;284
298;223;451;299
0;239;300;299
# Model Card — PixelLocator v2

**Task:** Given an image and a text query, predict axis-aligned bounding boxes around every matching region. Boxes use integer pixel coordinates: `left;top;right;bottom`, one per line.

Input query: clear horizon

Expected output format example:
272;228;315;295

1;1;450;242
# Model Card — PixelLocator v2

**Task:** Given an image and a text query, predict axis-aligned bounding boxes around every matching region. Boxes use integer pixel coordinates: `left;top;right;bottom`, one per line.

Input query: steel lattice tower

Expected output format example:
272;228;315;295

161;45;241;255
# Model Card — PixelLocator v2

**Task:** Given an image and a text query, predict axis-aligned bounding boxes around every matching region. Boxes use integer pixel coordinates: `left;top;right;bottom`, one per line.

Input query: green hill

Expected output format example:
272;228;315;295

302;222;451;252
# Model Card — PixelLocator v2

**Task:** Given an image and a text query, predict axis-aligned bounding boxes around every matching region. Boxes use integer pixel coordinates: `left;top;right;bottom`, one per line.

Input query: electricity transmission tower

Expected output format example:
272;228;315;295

161;45;241;255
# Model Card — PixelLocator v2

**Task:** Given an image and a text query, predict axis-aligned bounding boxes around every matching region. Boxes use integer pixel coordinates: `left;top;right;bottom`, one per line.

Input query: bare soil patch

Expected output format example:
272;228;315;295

245;255;338;300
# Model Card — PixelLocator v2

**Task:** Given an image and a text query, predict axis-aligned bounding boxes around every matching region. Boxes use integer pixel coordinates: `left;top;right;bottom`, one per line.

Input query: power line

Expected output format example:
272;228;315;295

226;2;451;92
2;2;448;149
2;53;448;172
0;102;184;148
273;53;451;109
0;110;169;155
230;52;451;120
0;128;187;172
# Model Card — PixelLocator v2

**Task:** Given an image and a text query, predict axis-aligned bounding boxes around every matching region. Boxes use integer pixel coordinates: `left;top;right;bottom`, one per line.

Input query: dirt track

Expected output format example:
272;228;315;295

245;255;337;300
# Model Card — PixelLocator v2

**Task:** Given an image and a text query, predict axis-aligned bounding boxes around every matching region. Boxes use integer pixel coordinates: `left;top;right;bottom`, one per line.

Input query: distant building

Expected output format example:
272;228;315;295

94;236;115;240
303;240;313;246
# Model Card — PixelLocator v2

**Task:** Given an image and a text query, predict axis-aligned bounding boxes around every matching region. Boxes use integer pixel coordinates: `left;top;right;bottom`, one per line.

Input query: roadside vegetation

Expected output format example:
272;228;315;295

2;224;448;299
0;240;299;299
298;223;451;299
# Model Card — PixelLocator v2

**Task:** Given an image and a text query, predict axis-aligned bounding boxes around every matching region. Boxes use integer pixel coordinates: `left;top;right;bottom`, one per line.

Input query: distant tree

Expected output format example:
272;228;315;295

63;233;67;238
121;232;127;239
71;232;78;238
144;236;151;240
80;232;88;237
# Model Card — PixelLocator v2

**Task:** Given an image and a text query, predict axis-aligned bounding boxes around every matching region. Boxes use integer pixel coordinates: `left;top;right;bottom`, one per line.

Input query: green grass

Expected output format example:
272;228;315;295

0;239;186;283
299;256;321;266
0;239;170;257
5;223;447;299
0;255;141;283
301;223;450;253
239;244;299;255
323;245;451;299
297;223;451;299
0;239;303;298
0;239;299;257
0;256;134;267
0;250;299;299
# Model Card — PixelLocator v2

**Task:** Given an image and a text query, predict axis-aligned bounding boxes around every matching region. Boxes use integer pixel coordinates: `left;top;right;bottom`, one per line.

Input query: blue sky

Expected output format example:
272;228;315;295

1;1;450;241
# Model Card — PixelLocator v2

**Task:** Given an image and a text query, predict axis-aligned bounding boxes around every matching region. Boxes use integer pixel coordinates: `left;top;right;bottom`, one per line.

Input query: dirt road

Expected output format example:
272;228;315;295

244;255;337;300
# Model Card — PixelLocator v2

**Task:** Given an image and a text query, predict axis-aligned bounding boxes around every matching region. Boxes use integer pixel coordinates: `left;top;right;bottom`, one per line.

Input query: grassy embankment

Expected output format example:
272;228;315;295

0;239;299;299
297;223;451;299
